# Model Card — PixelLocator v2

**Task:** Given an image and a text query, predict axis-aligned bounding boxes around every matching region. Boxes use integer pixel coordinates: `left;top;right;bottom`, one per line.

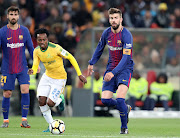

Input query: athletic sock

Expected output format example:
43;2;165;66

2;97;10;120
101;98;117;108
40;104;53;124
21;93;30;118
116;98;128;128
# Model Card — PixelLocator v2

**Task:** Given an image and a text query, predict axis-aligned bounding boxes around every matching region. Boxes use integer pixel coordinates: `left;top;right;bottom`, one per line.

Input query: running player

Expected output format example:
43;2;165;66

0;6;35;128
28;28;87;132
87;8;134;134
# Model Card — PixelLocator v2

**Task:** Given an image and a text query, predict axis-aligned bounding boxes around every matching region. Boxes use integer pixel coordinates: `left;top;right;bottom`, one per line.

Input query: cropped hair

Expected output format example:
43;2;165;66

34;28;49;38
7;6;20;14
108;8;122;17
157;73;168;83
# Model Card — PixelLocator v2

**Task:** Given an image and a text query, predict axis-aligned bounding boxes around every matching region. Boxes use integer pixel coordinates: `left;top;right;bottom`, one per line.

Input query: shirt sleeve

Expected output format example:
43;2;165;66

112;30;133;75
88;30;107;65
25;28;34;60
57;46;82;76
32;49;40;74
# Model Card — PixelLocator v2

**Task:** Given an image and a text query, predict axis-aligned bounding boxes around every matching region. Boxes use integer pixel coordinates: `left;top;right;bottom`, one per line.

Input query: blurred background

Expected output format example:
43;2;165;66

0;0;180;118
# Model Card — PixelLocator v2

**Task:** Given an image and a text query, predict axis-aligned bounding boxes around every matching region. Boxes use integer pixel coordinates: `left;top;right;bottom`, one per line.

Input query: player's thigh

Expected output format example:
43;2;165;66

17;69;30;85
102;76;116;98
116;69;133;98
1;73;16;90
49;79;66;103
37;75;51;98
116;84;129;98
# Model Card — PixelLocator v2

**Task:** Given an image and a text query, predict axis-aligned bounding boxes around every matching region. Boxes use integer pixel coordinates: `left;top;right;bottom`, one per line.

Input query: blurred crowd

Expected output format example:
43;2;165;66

0;0;180;47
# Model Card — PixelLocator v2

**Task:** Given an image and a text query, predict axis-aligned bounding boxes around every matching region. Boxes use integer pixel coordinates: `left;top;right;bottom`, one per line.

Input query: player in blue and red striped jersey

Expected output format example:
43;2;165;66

87;8;134;134
0;6;35;128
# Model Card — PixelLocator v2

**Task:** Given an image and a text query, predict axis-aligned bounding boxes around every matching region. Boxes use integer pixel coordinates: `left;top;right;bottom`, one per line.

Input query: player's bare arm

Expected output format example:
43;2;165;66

104;72;114;82
87;65;94;76
79;75;87;84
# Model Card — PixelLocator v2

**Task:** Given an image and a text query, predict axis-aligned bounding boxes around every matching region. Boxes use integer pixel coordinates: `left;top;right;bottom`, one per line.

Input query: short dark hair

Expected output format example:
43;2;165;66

7;6;20;14
108;8;122;18
34;28;49;38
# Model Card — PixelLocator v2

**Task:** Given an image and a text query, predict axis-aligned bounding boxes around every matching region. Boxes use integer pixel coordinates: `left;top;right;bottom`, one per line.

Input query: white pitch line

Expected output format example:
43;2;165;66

2;133;179;138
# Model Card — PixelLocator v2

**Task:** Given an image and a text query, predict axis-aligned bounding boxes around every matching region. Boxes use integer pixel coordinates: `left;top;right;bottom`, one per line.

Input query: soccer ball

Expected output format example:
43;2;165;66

50;119;65;135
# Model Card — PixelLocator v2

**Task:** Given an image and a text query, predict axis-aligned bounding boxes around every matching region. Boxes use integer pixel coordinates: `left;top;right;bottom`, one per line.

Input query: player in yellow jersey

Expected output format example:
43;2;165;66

28;28;87;132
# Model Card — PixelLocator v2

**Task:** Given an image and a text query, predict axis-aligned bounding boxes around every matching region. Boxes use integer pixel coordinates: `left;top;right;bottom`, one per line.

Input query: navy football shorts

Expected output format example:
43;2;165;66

102;68;133;93
1;69;30;90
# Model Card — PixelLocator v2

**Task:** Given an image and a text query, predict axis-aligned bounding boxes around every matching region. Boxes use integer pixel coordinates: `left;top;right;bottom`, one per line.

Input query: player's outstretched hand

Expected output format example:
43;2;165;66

87;65;94;76
28;69;34;75
104;72;114;82
79;75;87;84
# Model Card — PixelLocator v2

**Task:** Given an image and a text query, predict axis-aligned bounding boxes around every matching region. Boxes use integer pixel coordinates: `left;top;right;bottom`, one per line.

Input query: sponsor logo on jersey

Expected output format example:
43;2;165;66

108;40;111;43
19;35;23;40
126;43;132;48
7;43;24;48
108;45;122;51
117;40;121;45
7;37;12;40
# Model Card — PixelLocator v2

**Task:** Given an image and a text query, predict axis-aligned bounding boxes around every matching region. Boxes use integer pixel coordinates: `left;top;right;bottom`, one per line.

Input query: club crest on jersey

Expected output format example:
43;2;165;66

19;35;23;40
117;40;121;45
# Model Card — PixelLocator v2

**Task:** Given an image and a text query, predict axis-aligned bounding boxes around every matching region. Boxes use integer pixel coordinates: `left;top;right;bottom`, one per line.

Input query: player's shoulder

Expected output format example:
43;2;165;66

122;27;132;36
0;25;7;32
34;46;40;50
19;25;29;31
102;27;111;34
48;42;59;48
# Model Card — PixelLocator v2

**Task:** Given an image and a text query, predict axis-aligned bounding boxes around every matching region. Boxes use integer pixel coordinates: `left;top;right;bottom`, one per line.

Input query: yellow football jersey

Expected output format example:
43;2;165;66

32;42;82;79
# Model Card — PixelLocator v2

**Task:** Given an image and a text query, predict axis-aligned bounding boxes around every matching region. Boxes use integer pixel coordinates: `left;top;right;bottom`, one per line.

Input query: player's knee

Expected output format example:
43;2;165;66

47;101;55;107
101;98;111;107
3;90;12;98
38;96;47;106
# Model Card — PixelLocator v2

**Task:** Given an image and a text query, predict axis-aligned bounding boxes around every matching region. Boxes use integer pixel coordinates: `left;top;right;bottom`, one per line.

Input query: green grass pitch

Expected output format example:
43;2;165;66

0;116;180;138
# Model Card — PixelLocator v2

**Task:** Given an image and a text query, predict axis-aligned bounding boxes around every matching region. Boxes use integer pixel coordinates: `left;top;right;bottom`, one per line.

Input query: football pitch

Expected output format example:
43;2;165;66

0;116;180;138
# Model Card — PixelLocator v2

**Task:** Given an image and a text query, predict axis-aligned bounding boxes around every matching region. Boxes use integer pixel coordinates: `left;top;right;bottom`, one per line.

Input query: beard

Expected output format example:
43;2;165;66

9;19;18;25
111;24;120;30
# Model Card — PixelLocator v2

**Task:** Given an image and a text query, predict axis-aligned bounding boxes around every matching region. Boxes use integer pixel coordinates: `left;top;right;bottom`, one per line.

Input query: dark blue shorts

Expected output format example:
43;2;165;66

102;68;133;93
1;69;30;90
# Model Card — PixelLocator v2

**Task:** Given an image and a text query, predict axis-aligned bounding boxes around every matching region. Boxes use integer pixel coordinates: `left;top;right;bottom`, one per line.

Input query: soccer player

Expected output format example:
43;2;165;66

28;28;87;132
87;8;134;134
0;6;35;128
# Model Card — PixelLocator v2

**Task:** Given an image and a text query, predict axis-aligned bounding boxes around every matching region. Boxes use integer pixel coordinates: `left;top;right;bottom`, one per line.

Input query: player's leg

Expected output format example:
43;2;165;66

101;76;117;107
37;74;53;132
47;79;66;111
1;73;16;128
116;69;133;134
18;70;31;128
20;84;31;128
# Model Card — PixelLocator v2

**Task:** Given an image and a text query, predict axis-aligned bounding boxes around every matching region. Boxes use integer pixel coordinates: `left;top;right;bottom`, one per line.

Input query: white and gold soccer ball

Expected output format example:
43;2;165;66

50;119;65;135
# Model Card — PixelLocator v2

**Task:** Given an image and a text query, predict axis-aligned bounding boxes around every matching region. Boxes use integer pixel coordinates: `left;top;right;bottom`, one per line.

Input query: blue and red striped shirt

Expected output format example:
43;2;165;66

89;27;134;75
0;25;34;74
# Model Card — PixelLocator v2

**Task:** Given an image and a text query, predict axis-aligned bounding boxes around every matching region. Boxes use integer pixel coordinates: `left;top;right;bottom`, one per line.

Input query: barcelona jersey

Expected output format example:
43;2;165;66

89;27;134;75
0;25;34;74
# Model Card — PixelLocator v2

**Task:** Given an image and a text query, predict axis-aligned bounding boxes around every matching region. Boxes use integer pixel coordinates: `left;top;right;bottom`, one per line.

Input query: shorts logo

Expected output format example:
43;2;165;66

7;37;12;40
122;79;127;82
19;35;23;40
108;40;111;43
